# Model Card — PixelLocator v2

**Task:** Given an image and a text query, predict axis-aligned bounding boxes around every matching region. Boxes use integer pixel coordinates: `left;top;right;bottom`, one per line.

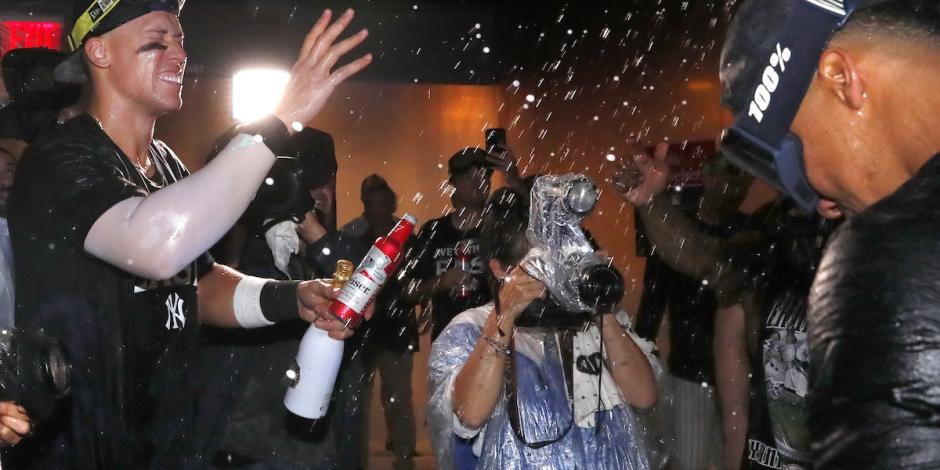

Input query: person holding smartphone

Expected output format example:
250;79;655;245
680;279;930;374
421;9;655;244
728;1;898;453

402;130;525;341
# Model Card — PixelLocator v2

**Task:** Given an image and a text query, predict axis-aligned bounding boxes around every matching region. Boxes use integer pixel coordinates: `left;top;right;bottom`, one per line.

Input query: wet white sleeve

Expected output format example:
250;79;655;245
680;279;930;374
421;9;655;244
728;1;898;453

83;134;276;280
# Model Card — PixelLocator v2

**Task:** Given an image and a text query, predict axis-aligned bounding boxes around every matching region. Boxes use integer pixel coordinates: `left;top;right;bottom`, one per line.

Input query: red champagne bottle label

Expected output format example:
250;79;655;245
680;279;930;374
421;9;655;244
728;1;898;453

334;246;390;321
329;213;416;327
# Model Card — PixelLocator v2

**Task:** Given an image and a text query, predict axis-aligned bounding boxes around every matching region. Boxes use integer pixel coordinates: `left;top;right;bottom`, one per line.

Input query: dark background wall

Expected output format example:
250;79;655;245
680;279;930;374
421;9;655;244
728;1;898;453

0;0;774;314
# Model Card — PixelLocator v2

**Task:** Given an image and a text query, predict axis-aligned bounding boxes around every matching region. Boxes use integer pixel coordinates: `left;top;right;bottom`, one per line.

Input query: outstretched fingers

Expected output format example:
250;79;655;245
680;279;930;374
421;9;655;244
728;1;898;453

316;28;370;75
329;53;373;85
302;9;356;70
297;9;333;66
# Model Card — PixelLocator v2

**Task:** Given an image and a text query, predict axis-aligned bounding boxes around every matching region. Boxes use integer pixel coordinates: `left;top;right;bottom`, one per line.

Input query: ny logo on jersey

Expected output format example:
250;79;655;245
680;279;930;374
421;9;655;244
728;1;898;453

165;293;186;330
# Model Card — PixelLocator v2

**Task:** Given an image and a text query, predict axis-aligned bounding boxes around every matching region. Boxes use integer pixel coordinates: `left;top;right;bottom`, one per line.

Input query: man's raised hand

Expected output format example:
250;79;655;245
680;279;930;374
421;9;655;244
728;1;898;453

273;9;373;130
609;142;671;207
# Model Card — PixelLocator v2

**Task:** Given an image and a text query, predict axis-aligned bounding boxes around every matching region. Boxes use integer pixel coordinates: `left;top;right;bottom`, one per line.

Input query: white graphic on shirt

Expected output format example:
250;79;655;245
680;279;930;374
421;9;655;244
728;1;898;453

803;0;846;16
165;293;186;330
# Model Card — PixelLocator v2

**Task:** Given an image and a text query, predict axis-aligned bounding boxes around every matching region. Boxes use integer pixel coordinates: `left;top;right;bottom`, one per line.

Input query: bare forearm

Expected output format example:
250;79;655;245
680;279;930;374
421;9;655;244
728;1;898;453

197;264;242;328
601;315;657;409
452;309;511;429
84;136;277;280
715;303;750;470
504;172;527;195
637;196;742;299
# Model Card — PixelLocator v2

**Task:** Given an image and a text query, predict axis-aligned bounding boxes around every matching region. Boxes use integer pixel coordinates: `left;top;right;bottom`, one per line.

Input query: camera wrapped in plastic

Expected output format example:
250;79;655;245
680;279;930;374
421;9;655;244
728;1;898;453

517;174;625;327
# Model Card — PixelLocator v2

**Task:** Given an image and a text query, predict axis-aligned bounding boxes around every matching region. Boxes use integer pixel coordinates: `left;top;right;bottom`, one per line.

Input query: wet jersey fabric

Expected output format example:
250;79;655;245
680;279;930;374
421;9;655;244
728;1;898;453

407;214;491;340
809;154;940;469
745;279;811;470
8;114;211;469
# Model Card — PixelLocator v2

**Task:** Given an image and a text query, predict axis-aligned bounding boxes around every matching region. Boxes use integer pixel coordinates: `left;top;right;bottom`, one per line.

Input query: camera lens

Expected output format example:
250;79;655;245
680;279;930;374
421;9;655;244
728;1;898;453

578;264;625;312
565;178;598;216
43;343;71;397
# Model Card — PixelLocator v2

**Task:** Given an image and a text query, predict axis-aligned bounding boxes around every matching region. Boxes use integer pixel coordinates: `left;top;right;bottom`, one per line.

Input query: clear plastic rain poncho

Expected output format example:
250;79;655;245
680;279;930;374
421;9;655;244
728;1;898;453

427;305;665;469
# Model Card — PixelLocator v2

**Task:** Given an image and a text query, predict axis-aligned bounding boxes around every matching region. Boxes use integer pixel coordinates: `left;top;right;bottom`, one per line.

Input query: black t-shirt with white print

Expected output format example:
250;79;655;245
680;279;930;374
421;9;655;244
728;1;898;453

8;114;212;469
745;279;811;470
406;214;491;340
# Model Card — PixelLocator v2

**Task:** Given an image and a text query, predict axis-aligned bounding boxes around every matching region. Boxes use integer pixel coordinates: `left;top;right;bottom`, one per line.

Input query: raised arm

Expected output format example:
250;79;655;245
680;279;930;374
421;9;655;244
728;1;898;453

601;313;657;409
608;143;744;302
84;10;372;280
714;301;751;470
452;267;546;430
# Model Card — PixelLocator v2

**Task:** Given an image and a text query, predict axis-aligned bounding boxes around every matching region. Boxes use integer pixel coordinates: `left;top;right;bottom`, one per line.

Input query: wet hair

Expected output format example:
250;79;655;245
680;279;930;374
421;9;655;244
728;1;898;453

479;188;530;282
839;1;940;44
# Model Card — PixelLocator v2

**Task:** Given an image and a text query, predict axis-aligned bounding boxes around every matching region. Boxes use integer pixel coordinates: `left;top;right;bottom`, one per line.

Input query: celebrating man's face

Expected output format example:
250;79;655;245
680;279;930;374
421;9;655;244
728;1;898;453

92;11;187;116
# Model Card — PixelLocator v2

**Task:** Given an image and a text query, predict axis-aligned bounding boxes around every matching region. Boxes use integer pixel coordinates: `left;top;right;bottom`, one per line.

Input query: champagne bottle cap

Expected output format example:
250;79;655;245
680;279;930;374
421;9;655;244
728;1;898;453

333;260;355;288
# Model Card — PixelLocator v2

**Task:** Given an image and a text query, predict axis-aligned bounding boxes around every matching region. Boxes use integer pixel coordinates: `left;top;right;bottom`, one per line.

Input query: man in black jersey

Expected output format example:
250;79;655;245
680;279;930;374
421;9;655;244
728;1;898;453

718;0;940;467
7;1;371;468
613;1;940;466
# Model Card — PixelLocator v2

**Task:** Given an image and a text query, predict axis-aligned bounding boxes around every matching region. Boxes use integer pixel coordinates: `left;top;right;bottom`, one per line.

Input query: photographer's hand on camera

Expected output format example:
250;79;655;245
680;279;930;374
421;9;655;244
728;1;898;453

494;267;547;325
452;267;546;430
271;8;373;133
296;279;374;340
0;401;30;446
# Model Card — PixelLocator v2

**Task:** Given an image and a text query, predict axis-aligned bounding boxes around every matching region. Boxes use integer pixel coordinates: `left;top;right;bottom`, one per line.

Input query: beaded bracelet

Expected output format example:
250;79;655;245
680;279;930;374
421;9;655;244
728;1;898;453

480;332;511;356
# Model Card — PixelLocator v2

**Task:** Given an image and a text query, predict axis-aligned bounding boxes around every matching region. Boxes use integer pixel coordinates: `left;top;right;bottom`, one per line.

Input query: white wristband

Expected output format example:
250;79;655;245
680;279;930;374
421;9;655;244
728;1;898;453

233;276;275;328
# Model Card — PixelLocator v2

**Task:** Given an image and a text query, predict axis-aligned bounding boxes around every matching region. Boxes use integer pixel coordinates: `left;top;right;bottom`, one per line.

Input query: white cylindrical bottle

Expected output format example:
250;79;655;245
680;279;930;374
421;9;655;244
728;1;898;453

284;260;353;419
283;325;344;419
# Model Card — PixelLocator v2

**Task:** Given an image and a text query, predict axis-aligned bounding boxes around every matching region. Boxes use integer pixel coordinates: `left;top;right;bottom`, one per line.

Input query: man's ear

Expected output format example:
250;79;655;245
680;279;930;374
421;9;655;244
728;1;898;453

817;47;866;111
84;37;111;70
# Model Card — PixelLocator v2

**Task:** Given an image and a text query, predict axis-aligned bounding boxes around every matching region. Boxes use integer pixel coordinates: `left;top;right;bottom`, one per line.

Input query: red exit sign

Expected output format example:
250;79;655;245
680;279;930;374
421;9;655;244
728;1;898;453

1;20;64;53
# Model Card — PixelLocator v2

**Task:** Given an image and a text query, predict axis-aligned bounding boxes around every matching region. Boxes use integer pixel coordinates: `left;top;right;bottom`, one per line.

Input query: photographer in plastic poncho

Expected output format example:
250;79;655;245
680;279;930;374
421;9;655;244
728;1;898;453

427;180;658;470
6;1;372;468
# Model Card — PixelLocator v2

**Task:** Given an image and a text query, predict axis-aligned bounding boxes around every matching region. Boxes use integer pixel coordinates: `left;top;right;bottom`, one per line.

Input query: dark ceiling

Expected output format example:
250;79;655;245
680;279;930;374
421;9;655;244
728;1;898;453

1;1;731;85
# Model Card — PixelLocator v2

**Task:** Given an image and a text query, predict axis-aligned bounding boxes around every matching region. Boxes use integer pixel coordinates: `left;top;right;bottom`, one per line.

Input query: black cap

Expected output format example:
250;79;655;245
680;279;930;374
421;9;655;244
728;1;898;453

281;127;337;190
447;147;491;176
720;0;795;114
55;0;185;84
720;0;892;114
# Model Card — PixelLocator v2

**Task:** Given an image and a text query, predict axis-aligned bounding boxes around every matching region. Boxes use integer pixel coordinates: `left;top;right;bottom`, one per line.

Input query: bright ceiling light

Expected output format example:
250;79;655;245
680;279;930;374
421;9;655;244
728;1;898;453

232;69;291;123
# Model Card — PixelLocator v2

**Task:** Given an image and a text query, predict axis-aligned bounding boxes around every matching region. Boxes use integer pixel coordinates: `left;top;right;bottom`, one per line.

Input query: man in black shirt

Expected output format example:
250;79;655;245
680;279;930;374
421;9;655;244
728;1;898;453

635;157;754;470
404;146;524;340
717;0;940;467
612;147;826;470
353;177;418;470
7;2;371;468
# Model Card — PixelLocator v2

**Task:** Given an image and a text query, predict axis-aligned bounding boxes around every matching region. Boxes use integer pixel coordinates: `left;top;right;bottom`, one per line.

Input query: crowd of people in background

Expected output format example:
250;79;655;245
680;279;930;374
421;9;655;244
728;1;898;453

0;0;939;469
